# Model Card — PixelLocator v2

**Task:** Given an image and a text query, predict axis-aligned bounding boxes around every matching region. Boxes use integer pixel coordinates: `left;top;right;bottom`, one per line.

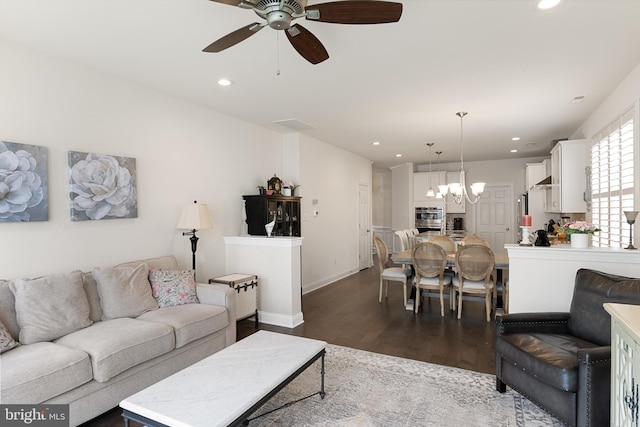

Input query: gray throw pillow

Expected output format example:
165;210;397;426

92;263;158;320
9;271;93;345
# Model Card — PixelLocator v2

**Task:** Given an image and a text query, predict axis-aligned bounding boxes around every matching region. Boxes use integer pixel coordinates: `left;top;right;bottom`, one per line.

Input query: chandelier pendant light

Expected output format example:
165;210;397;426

435;151;444;199
438;112;485;205
426;143;435;198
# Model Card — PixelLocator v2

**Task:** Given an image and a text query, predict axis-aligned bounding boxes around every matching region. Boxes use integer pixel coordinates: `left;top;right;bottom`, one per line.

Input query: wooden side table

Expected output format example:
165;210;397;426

209;274;258;326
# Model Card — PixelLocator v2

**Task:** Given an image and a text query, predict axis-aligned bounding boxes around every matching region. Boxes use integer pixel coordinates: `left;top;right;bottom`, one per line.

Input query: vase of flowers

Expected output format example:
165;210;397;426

562;221;600;248
283;181;300;196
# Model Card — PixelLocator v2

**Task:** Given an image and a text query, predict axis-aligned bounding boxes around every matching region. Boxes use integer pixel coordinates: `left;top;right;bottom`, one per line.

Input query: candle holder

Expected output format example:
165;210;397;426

519;226;533;246
624;210;639;250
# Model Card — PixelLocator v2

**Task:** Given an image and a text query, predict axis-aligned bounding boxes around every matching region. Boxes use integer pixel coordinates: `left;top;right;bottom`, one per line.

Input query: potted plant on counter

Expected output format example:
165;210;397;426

562;221;600;248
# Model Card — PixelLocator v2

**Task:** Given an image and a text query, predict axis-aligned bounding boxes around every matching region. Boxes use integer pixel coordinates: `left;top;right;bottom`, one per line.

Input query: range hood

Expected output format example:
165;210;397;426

530;176;554;190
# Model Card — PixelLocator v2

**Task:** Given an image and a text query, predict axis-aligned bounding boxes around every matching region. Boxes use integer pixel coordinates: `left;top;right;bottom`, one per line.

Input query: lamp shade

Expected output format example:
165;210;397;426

176;202;213;230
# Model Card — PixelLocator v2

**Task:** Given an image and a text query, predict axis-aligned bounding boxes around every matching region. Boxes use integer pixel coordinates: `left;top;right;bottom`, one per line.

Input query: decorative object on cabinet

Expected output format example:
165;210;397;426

496;269;640;427
176;200;213;275
0;141;48;222
265;219;275;237
267;174;282;194
68;150;137;221
257;185;266;195
243;194;301;237
438;112;485;205
624;210;639;250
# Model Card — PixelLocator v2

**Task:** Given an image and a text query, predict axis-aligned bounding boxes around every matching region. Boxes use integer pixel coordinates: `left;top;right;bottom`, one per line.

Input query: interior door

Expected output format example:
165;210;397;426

358;183;372;270
474;184;514;254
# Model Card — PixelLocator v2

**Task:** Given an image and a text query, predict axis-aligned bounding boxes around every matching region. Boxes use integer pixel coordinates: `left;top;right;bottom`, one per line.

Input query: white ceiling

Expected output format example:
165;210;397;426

1;0;640;170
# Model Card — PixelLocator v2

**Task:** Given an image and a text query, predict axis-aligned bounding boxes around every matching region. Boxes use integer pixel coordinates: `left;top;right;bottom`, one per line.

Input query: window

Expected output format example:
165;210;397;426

590;107;635;248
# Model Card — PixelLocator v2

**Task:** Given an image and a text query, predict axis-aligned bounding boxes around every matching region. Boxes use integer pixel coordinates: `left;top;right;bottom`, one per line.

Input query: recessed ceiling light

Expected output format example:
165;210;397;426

217;78;234;87
511;149;518;153
538;0;560;10
571;94;587;103
395;154;402;158
512;137;521;141
372;141;381;146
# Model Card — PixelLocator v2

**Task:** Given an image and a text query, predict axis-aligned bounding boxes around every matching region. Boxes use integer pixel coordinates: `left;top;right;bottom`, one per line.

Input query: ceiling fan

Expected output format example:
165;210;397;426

203;0;403;64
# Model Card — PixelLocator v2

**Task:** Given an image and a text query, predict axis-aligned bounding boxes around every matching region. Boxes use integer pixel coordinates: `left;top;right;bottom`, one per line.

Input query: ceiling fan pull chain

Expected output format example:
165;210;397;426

276;30;281;76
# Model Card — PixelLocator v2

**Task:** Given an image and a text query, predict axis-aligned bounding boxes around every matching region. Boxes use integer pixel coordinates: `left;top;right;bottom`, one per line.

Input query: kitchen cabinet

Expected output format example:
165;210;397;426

546;139;588;213
243;195;301;237
605;303;640;427
413;171;446;204
445;171;466;213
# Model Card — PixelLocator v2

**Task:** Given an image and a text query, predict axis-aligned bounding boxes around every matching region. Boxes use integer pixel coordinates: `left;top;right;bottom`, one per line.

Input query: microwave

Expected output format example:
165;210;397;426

415;206;445;233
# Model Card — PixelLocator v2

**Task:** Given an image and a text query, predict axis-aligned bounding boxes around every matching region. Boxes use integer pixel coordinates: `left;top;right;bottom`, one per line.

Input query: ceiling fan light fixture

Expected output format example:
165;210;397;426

537;0;560;10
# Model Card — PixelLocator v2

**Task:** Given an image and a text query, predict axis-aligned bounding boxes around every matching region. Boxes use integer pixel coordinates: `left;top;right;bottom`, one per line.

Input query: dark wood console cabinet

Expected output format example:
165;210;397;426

243;195;301;237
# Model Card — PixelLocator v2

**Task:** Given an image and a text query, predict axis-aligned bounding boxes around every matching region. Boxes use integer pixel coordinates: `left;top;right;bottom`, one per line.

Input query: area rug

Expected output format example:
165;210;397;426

248;344;563;426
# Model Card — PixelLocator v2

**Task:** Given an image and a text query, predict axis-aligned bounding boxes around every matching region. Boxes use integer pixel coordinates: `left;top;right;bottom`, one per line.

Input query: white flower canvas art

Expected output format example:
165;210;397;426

68;151;137;221
0;141;48;222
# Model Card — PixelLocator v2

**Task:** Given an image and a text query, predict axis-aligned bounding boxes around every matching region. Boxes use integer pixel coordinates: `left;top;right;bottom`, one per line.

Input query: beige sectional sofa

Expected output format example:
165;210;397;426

0;256;236;426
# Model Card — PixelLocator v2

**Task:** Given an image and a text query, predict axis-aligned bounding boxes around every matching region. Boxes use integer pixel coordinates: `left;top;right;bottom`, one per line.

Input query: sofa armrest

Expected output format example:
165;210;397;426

196;283;236;346
577;346;611;427
496;312;571;335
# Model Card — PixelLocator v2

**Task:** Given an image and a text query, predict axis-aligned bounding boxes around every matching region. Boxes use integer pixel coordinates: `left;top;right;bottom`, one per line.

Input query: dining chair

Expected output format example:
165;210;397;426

373;235;413;305
412;242;452;316
462;234;489;247
453;244;495;322
394;230;410;251
427;235;457;253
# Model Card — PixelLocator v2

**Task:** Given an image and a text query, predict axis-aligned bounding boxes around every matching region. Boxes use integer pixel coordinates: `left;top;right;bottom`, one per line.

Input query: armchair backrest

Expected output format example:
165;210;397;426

569;269;640;345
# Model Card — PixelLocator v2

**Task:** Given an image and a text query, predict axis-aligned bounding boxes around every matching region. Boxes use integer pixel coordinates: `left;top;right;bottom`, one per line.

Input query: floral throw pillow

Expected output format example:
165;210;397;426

1;320;19;353
148;269;199;308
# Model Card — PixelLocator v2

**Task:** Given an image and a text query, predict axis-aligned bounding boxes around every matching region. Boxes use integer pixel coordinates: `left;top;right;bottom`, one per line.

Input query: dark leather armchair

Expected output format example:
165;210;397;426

495;268;640;427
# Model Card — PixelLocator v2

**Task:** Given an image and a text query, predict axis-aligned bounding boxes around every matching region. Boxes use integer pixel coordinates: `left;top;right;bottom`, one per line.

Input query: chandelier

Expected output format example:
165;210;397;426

438;112;485;205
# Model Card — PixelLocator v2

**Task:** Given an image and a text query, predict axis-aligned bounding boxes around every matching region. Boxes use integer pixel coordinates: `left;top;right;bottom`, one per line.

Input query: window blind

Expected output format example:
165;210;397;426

590;107;635;248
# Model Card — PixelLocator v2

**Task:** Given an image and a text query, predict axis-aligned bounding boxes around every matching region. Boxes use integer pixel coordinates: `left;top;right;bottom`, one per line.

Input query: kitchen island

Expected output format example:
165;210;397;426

505;244;640;313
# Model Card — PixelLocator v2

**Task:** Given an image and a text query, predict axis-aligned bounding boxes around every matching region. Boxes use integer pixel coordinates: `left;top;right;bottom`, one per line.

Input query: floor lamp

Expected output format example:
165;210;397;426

176;201;213;279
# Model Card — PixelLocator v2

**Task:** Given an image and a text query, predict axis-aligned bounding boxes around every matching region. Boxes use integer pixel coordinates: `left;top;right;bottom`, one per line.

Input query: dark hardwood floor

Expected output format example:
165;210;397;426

82;257;497;426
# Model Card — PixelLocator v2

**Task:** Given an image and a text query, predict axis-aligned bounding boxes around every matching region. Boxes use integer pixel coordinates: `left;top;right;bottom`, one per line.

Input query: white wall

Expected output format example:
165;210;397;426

0;39;283;280
0;40;371;293
292;133;372;293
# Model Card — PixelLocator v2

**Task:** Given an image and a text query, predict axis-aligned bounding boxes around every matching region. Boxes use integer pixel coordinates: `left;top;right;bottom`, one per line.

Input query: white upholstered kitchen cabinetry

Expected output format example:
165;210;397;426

605;303;640;427
547;139;588;213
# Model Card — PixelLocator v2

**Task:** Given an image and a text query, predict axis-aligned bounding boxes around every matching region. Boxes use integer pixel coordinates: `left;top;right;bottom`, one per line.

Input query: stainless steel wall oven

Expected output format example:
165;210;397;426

415;206;445;234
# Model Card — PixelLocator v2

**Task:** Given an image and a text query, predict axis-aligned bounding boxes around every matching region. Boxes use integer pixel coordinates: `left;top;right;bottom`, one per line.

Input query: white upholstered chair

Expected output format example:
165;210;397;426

374;235;412;305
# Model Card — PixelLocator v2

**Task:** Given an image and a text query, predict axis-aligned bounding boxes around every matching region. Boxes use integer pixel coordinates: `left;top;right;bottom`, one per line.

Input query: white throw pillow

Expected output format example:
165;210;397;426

92;263;158;320
9;271;92;344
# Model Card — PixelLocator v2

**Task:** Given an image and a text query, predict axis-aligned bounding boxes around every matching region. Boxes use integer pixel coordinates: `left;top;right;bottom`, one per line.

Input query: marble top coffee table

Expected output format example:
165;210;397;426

120;331;326;427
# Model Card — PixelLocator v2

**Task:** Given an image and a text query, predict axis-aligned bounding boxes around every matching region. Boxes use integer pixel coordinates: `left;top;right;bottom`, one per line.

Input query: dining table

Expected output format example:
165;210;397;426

391;247;510;313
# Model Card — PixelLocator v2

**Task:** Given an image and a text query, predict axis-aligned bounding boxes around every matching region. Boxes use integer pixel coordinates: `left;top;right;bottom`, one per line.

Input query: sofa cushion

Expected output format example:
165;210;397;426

569;269;640;345
92;263;158;320
0;279;19;340
149;269;199;308
82;271;103;322
1;319;19;353
496;332;600;392
137;304;228;348
116;256;180;271
55;317;175;382
9;271;93;344
0;341;92;404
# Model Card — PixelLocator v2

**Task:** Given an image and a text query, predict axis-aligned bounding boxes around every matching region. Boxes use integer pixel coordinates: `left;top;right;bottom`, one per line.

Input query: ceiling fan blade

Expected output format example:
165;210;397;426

208;0;257;8
285;24;329;64
306;0;402;24
203;23;264;53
